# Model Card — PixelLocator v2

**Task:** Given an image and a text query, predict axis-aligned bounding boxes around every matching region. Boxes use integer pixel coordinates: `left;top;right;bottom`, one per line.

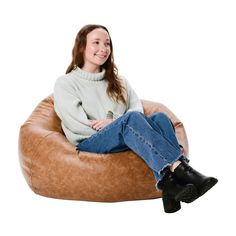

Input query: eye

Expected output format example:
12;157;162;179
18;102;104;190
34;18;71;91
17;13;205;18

93;41;99;45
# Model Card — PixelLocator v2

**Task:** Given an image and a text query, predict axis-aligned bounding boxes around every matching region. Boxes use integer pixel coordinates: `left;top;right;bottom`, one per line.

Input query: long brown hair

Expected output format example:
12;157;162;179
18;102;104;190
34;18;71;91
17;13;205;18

66;24;127;105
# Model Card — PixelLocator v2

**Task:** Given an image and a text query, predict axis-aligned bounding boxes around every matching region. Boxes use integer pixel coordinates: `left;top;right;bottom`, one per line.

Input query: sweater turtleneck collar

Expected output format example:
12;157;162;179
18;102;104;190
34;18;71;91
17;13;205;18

72;67;105;81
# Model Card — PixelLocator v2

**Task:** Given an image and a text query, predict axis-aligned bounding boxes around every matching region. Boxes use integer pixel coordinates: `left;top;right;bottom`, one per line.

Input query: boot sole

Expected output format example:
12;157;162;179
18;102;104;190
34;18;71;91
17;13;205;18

183;178;218;203
199;177;218;197
174;184;198;203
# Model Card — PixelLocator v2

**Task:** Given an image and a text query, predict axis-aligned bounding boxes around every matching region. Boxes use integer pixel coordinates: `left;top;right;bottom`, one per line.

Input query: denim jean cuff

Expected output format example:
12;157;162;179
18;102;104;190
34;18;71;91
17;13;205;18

155;155;190;190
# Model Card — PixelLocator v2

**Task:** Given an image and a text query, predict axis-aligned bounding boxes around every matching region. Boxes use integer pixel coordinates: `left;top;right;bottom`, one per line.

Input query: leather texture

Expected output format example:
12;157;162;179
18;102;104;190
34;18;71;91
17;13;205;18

18;95;189;202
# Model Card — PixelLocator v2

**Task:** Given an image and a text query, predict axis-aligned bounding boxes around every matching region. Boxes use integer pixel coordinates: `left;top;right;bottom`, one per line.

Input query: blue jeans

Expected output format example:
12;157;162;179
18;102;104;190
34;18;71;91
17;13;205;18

76;112;187;189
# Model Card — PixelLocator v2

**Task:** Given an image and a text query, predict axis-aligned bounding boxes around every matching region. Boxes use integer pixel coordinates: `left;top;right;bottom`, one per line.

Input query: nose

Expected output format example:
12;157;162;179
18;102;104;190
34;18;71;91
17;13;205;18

100;44;107;52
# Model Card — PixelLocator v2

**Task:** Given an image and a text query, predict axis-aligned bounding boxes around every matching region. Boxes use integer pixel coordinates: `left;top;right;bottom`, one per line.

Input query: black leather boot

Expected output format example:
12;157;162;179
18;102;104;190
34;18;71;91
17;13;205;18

173;162;218;200
161;171;198;213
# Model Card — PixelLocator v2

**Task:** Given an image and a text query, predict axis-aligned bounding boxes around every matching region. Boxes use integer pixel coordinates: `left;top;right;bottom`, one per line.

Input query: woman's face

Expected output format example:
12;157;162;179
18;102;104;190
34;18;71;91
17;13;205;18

82;28;111;73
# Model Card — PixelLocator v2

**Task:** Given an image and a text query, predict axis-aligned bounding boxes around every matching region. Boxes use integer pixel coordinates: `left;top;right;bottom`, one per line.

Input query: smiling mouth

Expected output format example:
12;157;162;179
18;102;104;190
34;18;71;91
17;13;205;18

95;54;107;59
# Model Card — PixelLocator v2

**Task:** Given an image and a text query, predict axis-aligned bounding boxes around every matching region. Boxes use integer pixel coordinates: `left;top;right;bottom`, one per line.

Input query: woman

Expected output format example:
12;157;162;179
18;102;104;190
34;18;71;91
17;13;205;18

54;24;217;213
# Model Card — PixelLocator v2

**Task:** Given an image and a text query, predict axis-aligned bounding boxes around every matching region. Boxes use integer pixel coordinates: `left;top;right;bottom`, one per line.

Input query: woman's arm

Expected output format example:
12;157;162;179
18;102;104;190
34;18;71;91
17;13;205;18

108;76;144;121
122;76;144;113
54;77;96;136
125;78;144;113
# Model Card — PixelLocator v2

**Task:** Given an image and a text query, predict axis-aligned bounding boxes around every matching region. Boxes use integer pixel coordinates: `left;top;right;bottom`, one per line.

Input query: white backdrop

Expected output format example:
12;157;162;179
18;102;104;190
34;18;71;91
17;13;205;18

0;0;235;235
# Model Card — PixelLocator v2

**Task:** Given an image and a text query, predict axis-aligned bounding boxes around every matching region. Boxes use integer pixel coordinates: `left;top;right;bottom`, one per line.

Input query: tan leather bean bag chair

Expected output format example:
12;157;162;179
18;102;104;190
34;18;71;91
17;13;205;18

18;95;189;202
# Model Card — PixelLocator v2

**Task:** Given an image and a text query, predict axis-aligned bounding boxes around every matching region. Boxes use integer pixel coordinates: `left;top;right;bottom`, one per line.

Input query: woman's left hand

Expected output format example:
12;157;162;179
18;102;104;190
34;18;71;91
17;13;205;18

90;118;113;131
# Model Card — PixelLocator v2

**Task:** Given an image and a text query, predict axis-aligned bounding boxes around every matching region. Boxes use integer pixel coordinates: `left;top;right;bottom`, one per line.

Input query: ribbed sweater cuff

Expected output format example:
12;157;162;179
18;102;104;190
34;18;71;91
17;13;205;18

106;111;122;120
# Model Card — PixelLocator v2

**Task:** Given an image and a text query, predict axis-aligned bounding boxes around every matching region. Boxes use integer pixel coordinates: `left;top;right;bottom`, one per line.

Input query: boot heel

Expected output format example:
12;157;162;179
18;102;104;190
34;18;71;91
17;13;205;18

162;195;181;213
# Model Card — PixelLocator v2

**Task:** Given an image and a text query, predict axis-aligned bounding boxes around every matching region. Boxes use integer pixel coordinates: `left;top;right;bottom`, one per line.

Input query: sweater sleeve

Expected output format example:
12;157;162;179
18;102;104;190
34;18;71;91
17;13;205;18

54;77;96;138
123;76;144;113
111;76;144;120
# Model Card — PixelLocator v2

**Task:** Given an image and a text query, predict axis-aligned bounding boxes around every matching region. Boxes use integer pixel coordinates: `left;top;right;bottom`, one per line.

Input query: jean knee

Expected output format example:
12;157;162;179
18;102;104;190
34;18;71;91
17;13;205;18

126;111;144;120
152;112;169;122
124;111;145;124
151;112;175;132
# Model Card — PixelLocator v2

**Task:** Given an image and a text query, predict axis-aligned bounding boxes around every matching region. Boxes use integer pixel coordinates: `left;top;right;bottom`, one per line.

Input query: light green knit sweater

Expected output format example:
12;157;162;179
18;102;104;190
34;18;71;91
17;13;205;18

54;67;144;145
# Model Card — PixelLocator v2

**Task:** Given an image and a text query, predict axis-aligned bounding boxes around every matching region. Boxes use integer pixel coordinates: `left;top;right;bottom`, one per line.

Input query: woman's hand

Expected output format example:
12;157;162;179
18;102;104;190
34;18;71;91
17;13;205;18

90;118;113;131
